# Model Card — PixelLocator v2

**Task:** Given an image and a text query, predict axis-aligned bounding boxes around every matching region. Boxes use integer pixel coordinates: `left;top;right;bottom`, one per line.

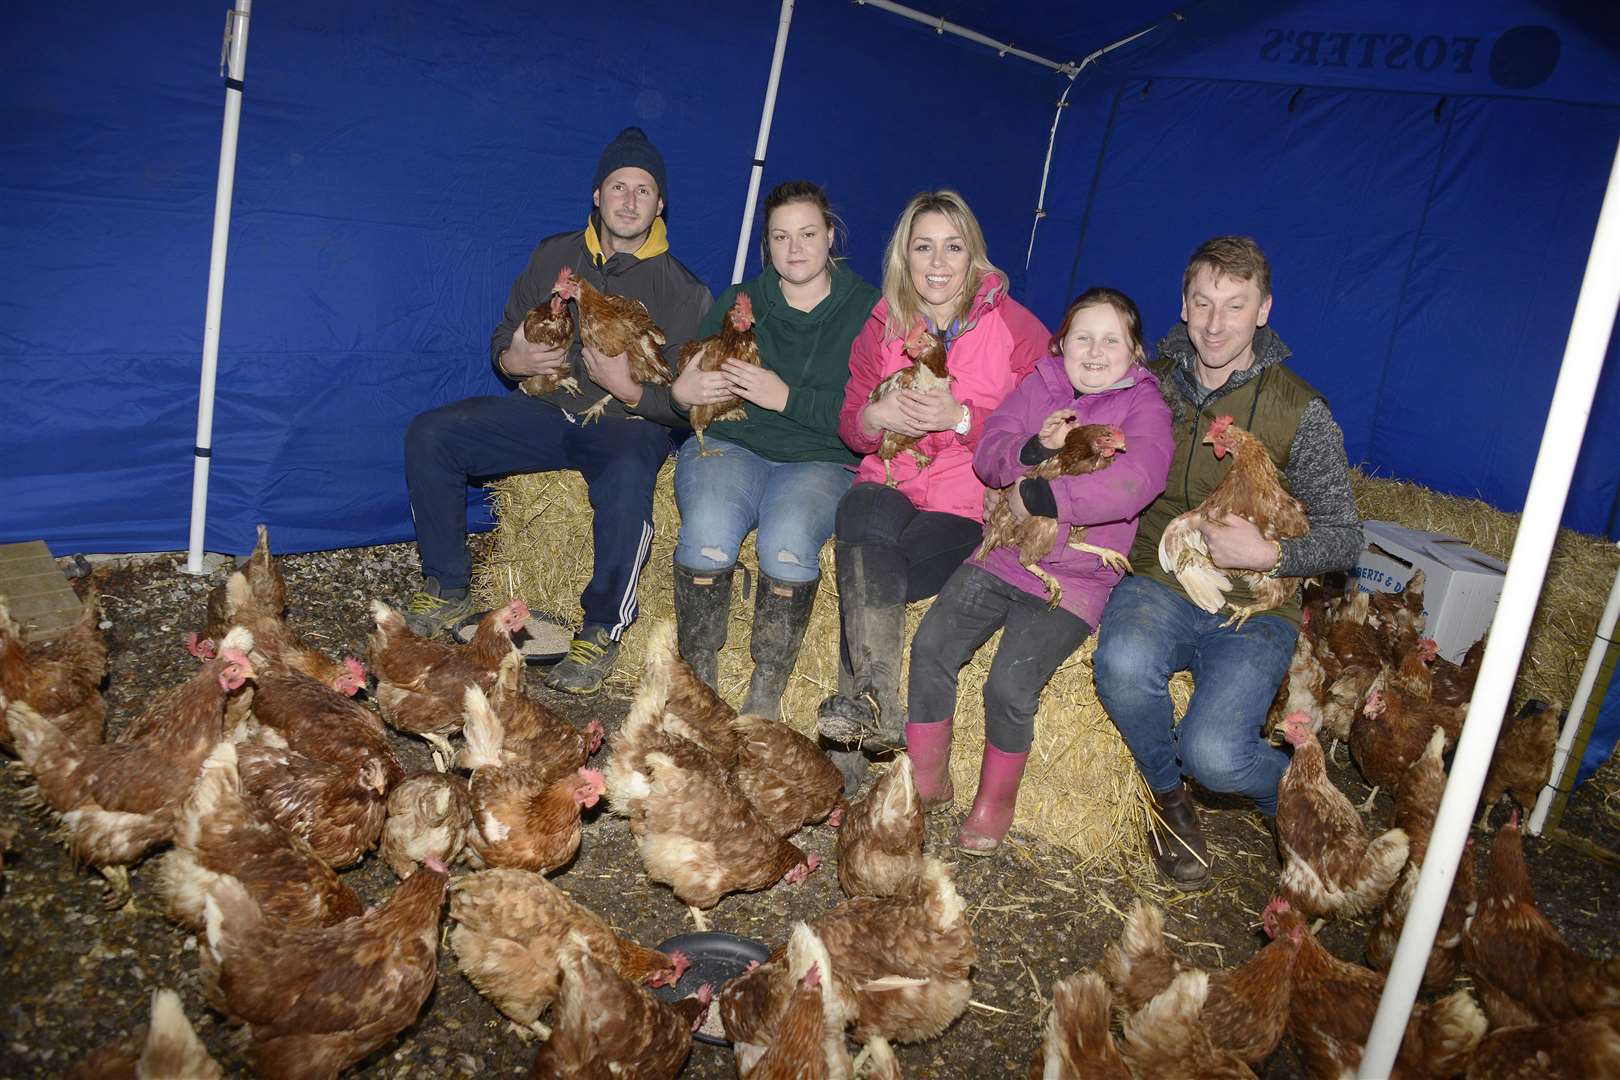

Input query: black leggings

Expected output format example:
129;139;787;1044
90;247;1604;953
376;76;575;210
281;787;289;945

834;482;981;603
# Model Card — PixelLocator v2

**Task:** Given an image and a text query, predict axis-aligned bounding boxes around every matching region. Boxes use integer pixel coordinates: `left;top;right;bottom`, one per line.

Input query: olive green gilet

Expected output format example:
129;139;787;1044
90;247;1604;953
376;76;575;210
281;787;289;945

1130;359;1321;628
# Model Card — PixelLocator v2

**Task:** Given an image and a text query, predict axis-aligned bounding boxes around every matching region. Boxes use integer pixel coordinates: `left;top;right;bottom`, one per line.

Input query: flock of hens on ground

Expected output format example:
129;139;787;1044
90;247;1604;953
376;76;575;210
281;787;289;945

1;524;1616;1079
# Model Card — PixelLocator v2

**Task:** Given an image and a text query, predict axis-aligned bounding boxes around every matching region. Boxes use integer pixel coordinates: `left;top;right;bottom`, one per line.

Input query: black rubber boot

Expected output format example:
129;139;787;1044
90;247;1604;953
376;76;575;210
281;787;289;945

672;562;733;692
1149;782;1211;891
741;573;819;720
815;541;908;751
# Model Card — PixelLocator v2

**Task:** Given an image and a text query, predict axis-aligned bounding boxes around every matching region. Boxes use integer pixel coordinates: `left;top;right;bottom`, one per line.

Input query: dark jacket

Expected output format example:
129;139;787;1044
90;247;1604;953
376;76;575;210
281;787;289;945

678;261;879;464
1131;324;1363;626
490;217;712;426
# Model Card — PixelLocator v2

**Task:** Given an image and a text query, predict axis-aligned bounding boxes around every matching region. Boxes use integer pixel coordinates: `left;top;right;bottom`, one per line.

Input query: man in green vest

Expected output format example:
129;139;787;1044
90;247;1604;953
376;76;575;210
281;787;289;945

1092;236;1363;891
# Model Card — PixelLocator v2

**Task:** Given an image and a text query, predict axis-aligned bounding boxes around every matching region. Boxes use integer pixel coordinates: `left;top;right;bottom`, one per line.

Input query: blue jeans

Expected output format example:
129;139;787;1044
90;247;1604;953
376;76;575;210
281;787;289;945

673;436;852;584
404;392;671;640
1093;574;1296;815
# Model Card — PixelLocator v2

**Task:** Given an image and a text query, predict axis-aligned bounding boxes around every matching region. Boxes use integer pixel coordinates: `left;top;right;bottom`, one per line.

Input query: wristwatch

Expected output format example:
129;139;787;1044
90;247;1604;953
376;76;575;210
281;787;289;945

953;404;972;436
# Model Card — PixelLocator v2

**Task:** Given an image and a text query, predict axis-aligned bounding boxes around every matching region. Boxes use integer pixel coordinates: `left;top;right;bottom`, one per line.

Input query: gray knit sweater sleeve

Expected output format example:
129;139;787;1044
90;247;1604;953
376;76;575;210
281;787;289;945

1279;398;1363;577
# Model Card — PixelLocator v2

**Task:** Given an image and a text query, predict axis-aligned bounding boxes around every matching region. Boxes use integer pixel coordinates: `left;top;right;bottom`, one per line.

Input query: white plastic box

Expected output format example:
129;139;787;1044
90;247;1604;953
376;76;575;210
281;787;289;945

1350;521;1506;663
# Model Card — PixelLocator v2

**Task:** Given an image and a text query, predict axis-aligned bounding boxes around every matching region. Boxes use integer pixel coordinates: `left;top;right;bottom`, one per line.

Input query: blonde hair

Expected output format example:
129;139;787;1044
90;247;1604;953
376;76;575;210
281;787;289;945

879;190;1004;340
1183;235;1272;300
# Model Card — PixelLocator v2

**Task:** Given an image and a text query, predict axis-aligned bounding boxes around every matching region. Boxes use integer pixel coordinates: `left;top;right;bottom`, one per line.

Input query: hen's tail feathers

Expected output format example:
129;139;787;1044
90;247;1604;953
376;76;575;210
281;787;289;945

175;741;243;849
459;684;505;771
639;618;678;713
1413;989;1487;1076
142;989;224;1080
1100;899;1174;1007
1045;971;1123;1077
1346;827;1410;917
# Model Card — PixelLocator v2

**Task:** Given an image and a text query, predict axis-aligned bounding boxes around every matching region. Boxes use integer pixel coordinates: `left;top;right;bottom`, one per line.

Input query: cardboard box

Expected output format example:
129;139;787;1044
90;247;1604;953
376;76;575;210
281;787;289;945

1350;521;1506;663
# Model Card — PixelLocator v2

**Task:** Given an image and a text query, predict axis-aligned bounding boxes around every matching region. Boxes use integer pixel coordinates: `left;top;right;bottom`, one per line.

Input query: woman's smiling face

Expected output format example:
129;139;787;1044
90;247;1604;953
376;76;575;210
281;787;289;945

907;211;969;320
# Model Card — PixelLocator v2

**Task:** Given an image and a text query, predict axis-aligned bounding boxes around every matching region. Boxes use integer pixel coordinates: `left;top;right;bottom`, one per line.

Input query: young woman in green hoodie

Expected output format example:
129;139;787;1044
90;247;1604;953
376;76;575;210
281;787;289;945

669;181;880;719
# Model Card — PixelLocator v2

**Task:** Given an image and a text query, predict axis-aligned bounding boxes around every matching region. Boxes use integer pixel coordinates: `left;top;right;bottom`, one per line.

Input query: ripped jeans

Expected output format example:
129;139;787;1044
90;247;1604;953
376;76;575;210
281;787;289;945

673;435;853;584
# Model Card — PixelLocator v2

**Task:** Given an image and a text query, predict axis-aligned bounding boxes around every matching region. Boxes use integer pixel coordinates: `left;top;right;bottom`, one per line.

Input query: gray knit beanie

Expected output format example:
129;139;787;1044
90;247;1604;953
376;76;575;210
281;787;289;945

591;126;667;200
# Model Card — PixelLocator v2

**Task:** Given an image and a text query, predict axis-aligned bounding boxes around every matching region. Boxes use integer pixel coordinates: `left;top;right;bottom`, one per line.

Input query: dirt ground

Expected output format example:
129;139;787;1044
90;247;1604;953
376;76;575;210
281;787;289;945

2;542;1617;1078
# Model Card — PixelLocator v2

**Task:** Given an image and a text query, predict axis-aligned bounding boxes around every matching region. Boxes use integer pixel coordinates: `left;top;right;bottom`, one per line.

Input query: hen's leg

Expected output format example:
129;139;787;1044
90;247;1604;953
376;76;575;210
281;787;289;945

555;376;581;396
695;429;720;458
1029;565;1063;609
1069;539;1133;575
423;731;456;763
579;394;612;424
1220;604;1264;632
1357;785;1380;813
98;864;132;910
907;448;934;471
687;905;709;932
882;457;897;487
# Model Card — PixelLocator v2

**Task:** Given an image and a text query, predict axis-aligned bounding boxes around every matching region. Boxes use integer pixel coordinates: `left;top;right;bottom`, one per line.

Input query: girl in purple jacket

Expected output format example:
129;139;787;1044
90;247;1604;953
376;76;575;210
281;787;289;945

906;288;1174;853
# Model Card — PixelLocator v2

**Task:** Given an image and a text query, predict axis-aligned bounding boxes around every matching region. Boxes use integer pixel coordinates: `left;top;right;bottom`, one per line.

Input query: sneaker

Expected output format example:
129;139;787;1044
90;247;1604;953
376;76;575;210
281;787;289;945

543;625;619;695
404;578;476;637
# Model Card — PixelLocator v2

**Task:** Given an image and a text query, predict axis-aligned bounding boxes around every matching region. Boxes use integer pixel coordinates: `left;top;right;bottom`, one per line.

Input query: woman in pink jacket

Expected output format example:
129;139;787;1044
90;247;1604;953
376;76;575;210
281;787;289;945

908;288;1173;852
816;190;1050;785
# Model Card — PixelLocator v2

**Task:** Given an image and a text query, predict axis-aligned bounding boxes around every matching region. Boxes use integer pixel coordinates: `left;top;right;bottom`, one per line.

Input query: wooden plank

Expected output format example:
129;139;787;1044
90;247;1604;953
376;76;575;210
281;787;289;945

0;540;84;645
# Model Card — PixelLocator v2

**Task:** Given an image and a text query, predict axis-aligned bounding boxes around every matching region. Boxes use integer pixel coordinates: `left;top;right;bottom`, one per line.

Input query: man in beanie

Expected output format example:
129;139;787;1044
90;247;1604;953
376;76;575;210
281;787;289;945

403;126;711;694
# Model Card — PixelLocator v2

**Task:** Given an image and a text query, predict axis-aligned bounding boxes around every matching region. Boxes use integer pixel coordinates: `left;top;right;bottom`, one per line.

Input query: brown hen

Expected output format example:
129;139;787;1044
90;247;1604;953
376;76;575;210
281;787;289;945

1464;814;1620;1027
639;617;742;768
0;590;106;752
554;266;669;424
62;988;223;1080
1464;1010;1620;1079
806;857;974;1044
723;922;851;1080
1478;699;1560;827
1100;897;1300;1066
1119;971;1258;1079
681;292;761;455
979;423;1130;606
731;712;846;837
1270;900;1486;1079
369;597;526;755
1352;672;1466;797
251;668;402;785
465;649;602;776
602;687;817;925
235;731;391;869
1366;726;1476;991
529;931;711;1080
871;317;950;486
460;683;603;872
1276;712;1408;920
518;267;582;398
1026;970;1130;1080
157;741;362;932
836;752;925;899
380;768;472;879
200;860;447;1080
449;867;689;1030
9;632;255;905
1157;415;1309;629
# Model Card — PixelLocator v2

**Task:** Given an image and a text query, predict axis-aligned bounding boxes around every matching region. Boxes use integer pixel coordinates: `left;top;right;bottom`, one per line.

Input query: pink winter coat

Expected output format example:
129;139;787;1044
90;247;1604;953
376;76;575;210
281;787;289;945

839;275;1050;521
971;355;1173;629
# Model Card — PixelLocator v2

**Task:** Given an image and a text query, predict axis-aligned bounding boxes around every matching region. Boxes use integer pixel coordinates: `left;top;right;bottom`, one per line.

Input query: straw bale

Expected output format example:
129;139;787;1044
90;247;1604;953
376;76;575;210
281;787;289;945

475;461;1159;867
1350;469;1620;710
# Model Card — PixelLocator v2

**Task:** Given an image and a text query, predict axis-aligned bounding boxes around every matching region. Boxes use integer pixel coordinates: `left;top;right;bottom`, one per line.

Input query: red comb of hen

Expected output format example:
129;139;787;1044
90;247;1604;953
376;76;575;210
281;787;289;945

732;292;754;319
552;267;574;289
903;316;930;355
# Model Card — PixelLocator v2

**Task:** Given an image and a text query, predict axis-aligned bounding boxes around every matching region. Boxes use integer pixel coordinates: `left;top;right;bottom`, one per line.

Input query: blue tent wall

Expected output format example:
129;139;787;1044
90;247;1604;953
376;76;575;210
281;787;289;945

1032;0;1620;537
1;1;1061;556
3;0;1617;555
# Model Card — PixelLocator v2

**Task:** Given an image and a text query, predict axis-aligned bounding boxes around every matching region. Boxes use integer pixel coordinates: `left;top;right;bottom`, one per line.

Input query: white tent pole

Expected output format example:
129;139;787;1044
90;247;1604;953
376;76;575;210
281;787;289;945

184;0;253;575
1359;133;1620;1078
852;0;1078;75
1025;23;1160;268
731;0;795;286
1528;549;1620;835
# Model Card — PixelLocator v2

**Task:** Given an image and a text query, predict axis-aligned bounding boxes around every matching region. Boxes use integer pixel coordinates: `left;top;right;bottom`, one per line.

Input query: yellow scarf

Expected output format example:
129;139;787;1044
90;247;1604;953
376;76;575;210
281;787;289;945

584;215;668;263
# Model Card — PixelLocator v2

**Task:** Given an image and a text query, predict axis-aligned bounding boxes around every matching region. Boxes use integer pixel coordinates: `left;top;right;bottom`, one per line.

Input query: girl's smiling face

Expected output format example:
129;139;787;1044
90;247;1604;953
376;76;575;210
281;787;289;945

1061;302;1137;391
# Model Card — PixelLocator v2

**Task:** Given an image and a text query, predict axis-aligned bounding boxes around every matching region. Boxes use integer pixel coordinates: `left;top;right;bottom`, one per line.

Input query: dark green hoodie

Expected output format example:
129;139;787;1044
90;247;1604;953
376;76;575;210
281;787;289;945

679;261;879;464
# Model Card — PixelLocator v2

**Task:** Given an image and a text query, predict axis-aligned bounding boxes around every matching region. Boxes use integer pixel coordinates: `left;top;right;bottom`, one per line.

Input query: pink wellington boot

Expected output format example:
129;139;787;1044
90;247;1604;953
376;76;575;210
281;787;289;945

903;717;955;812
957;745;1029;855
